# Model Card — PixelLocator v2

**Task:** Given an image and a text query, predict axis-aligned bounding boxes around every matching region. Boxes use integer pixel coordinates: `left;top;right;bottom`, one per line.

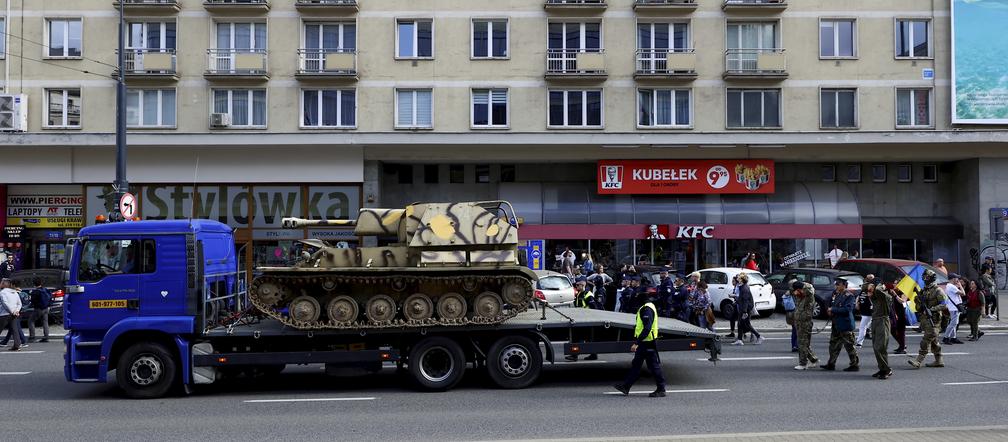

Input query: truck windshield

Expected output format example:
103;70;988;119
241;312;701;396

77;239;140;282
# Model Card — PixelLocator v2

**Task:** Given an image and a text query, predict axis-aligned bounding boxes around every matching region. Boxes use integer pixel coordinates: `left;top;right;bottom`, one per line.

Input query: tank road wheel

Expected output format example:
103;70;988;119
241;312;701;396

501;282;530;306
408;336;466;391
254;281;286;306
436;293;467;321
116;342;178;399
326;295;359;325
289;295;321;324
474;292;503;319
487;335;543;389
366;294;397;323
403;294;435;322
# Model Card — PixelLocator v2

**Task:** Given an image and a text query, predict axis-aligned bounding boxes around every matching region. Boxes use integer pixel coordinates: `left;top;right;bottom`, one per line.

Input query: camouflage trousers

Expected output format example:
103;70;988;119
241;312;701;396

796;320;817;365
919;317;943;359
827;329;859;367
871;318;891;373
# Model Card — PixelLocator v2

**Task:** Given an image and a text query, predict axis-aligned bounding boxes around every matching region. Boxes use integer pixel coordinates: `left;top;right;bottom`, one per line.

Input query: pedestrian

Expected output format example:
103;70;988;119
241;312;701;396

0;279;23;351
582;253;594;275
725;275;740;340
561;247;576;276
909;269;948;369
888;282;909;354
784;273;799;353
980;266;998;319
868;283;893;379
27;278;52;343
690;281;713;330
942;273;964;345
656;267;675;317
744;253;759;271
674;272;699;322
855;282;873;348
821;278;859;372
731;273;763;346
792;281;819;370
964;279;985;341
825;244;844;268
933;258;948;276
614;277;630;313
613;287;667;398
0;255;14;280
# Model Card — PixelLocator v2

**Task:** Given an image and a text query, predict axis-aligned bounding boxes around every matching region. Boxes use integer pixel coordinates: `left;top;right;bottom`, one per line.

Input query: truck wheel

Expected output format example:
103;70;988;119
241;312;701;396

408;337;465;391
116;342;178;399
720;300;737;320
486;335;542;389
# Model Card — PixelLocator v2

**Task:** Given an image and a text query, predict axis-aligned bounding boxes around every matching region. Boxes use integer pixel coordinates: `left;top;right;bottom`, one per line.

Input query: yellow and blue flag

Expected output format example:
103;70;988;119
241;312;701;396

896;264;926;312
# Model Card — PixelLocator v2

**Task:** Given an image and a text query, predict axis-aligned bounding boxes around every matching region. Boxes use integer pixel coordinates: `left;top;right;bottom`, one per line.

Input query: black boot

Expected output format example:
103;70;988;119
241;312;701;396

613;384;630;396
649;389;666;398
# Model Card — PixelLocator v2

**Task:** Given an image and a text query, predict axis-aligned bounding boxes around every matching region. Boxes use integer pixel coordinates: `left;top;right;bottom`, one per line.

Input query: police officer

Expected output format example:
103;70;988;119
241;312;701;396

657;267;675;317
613;287;666;398
821;278;859;372
867;283;893;379
909;269;949;369
792;281;819;370
567;276;599;361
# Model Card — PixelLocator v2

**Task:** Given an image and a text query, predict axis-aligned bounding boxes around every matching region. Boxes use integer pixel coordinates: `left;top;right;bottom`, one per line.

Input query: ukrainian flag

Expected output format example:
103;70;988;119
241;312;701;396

896;264;926;312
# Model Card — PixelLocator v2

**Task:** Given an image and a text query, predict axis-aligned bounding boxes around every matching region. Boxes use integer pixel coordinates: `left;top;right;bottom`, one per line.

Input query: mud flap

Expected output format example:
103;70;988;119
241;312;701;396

192;342;216;384
530;330;554;364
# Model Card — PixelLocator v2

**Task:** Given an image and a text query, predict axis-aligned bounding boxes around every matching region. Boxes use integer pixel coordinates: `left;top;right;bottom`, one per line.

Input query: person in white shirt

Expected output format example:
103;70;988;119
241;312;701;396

825;244;844;268
0;279;23;351
943;273;964;345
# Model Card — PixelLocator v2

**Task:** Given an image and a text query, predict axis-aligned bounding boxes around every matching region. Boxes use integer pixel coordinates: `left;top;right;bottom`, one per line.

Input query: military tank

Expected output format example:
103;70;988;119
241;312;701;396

249;201;537;330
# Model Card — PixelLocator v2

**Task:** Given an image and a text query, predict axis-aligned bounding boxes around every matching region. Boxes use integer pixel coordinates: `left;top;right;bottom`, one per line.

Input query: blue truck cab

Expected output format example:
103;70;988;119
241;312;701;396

64;219;237;398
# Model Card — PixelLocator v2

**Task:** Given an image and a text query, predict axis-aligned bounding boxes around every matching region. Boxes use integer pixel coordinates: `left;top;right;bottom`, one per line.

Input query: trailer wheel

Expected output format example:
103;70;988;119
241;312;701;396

408;337;466;391
486;335;542;389
116;342;178;399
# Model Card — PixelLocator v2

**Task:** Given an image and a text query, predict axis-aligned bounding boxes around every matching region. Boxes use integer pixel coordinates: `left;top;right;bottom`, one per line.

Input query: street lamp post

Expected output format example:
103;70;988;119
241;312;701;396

112;0;129;221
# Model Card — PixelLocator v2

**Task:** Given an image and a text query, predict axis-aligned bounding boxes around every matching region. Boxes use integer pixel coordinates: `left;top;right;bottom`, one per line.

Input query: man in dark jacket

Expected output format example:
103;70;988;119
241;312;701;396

822;278;859;371
613;287;666;398
657;267;675;317
27;278;51;343
0;256;14;281
731;273;763;346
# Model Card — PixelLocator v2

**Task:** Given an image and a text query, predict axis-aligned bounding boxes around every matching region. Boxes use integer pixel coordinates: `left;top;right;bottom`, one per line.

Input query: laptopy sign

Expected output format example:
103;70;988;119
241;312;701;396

597;160;775;195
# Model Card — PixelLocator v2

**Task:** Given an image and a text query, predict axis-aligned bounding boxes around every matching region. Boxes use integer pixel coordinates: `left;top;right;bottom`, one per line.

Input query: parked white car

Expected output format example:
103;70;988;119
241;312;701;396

699;268;777;317
532;270;576;307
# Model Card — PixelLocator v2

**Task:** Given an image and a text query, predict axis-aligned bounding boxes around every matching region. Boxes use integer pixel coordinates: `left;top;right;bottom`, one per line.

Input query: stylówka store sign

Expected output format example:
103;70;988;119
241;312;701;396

598;160;775;195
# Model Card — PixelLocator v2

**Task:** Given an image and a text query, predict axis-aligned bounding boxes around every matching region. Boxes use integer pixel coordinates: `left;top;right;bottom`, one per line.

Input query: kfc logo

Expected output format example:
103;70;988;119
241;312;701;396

676;226;715;239
600;165;623;190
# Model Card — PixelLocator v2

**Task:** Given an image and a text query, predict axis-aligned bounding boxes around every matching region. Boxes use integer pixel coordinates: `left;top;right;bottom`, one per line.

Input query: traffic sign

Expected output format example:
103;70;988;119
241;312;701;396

119;192;137;220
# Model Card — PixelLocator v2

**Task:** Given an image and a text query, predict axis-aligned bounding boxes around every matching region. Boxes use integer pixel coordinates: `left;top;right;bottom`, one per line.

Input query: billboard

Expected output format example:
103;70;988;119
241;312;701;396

951;0;1008;124
597;160;775;195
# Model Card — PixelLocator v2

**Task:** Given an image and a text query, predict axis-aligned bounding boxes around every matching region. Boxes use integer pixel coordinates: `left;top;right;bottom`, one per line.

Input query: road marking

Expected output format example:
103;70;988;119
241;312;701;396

604;389;729;395
0;351;44;354
0;372;30;375
697;356;794;361
942;380;1008;386
556;360;608;365
243;397;376;403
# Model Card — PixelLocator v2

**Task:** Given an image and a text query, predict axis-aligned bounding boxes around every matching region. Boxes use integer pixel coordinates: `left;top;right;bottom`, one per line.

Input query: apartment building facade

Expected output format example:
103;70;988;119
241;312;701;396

0;0;1005;280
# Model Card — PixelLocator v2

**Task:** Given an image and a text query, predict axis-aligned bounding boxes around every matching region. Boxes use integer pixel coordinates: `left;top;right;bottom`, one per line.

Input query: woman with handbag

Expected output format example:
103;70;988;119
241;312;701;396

692;281;714;331
731;273;763;346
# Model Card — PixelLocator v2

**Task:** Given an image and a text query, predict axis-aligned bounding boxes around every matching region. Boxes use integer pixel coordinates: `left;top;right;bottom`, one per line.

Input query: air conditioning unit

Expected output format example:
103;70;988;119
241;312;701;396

0;94;28;132
209;112;231;128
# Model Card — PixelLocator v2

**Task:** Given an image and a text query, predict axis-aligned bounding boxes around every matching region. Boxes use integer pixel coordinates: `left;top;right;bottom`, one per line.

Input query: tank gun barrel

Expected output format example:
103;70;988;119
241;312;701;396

282;217;357;229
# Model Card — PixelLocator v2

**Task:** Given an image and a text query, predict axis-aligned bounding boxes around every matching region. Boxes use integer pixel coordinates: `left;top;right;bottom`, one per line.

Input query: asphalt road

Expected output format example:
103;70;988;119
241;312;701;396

2;327;1007;441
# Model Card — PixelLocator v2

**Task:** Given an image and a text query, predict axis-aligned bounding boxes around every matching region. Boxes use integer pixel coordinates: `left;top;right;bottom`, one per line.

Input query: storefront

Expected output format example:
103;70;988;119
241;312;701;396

4;185;84;270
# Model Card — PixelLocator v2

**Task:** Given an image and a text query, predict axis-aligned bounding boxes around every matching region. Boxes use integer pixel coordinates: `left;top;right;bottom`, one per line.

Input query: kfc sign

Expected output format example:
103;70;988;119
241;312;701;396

676;226;715;239
598;160;775;195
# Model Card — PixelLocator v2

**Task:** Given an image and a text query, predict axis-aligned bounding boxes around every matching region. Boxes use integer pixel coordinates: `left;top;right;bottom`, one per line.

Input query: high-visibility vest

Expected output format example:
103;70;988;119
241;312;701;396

635;302;659;342
576;290;594;308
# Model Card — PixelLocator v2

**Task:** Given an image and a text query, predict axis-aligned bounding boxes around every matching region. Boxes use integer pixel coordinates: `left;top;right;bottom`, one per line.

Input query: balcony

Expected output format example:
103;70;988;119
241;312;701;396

205;49;269;80
113;0;181;13
723;48;787;79
544;0;607;12
722;0;787;12
633;0;698;11
118;49;178;80
634;49;697;80
546;49;607;80
296;49;358;80
295;0;358;13
203;0;269;13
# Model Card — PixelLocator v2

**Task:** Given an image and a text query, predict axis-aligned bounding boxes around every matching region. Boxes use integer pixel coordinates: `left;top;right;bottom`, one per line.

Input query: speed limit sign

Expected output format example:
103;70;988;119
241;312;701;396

119;192;137;220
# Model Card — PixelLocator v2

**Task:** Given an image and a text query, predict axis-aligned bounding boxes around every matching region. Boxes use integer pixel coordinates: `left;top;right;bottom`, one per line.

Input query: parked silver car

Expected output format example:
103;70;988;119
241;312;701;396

532;270;576;307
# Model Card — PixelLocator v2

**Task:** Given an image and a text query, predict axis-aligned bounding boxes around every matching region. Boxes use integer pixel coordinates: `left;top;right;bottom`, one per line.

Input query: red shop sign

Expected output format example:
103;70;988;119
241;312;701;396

598;160;775;195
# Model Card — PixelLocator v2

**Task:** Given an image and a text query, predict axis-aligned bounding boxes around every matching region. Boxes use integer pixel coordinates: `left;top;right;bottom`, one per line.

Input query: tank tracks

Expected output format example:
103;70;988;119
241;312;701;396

248;273;534;330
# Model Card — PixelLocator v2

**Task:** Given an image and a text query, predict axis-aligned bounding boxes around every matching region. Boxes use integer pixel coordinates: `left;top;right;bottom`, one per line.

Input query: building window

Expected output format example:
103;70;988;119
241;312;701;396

548;22;602;52
397;19;433;58
846;164;862;183
212;89;267;128
822;164;836;182
44;88;81;128
449;164;465;184
548;90;602;128
472;19;507;58
922;164;937;183
128;21;176;50
46;18;83;58
304;22;356;51
471;89;508;128
0;18;7;57
819;19;855;58
638;89;691;128
872;164;887;183
424;164;439;184
820;88;857;128
126;89;176;128
397;165;414;185
897;164;912;183
476;165;490;183
302;89;355;128
896;88;932;128
395;89;433;129
895;19;930;58
215;22;267;50
727;89;781;129
500;164;516;183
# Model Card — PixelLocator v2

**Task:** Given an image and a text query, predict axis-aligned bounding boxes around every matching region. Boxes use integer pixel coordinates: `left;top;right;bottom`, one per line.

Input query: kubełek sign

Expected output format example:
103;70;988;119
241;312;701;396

6;194;84;228
598;160;774;194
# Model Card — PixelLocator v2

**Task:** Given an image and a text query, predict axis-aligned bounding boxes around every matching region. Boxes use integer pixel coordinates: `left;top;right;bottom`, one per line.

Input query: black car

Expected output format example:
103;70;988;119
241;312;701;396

10;269;65;324
766;268;864;319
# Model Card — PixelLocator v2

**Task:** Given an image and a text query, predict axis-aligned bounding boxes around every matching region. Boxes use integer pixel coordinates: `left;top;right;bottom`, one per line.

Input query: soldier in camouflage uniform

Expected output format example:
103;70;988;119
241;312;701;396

909;269;949;369
792;281;819;370
868;283;894;379
822;278;860;372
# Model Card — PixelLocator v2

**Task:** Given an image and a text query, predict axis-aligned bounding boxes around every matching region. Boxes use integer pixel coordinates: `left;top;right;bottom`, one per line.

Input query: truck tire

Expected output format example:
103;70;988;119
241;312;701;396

720;300;737;320
486;335;542;389
116;342;178;399
408;336;466;391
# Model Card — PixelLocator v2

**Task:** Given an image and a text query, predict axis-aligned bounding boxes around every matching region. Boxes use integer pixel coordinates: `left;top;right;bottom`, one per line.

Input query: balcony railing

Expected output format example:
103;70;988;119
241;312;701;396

204;0;270;11
724;48;787;78
295;0;358;11
633;0;698;9
635;48;697;77
122;49;177;77
544;0;607;10
297;48;357;77
722;0;787;11
546;49;607;78
114;0;181;10
206;49;268;78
